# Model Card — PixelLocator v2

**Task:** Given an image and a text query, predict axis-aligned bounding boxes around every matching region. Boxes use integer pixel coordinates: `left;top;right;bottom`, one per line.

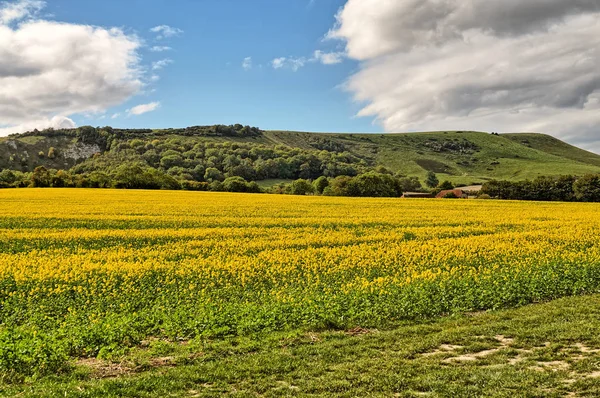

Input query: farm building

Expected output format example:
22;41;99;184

436;189;468;199
401;192;434;198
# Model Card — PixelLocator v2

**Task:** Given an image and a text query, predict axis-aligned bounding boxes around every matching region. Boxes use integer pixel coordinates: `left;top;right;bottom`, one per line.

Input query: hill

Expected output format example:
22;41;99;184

1;126;600;187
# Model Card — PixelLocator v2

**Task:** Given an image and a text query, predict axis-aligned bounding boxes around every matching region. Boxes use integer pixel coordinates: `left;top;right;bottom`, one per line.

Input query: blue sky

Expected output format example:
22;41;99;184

1;0;599;152
47;0;376;132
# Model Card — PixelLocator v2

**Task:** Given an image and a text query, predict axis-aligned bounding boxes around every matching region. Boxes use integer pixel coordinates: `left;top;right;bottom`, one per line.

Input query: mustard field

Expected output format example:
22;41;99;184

1;188;600;380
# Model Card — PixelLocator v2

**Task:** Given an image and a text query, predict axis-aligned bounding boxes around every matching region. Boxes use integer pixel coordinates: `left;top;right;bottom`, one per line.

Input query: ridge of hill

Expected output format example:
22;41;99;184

1;127;599;185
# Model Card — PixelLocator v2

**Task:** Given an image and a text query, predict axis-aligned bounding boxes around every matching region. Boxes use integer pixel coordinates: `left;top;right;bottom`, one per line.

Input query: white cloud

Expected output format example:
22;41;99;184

150;45;171;52
242;56;252;70
111;113;120;119
329;0;600;153
0;115;75;135
313;50;344;65
149;74;160;82
0;0;143;136
272;57;286;69
271;50;345;71
0;0;43;25
127;101;160;116
271;56;307;72
150;25;183;40
152;58;173;70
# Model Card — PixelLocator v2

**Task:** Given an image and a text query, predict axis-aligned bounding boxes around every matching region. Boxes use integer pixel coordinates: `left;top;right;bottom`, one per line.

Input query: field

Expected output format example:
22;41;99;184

2;189;600;395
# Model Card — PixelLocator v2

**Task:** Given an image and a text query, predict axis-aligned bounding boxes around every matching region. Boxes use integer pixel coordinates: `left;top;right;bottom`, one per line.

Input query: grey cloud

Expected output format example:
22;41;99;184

330;0;600;59
331;0;600;152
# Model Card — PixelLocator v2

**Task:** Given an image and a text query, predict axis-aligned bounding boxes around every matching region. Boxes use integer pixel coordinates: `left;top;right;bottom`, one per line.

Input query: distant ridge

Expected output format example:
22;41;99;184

1;127;599;185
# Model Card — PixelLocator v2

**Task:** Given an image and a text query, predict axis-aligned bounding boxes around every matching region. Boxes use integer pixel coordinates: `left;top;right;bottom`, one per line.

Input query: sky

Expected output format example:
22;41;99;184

1;0;600;153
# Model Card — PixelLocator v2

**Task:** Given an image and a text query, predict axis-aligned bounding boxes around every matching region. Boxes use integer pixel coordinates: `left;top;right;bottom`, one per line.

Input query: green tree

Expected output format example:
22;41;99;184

346;172;398;197
396;176;422;193
425;171;439;188
31;166;51;187
574;174;600;202
313;176;329;194
438;180;454;190
204;168;224;182
222;176;249;192
290;179;315;195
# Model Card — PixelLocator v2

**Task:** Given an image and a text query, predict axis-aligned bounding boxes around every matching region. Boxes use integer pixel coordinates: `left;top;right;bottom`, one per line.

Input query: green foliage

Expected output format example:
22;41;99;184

31;166;51;187
481;175;581;201
204;167;224;182
290;179;314;195
313;176;329;194
425;171;439;188
574;174;600;202
438;180;454;190
346;172;399;197
222;176;253;193
0;329;68;382
396;176;422;192
8;295;600;397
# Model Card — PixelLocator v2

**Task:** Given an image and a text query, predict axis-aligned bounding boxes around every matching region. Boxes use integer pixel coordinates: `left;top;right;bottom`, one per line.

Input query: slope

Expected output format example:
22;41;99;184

1;128;600;185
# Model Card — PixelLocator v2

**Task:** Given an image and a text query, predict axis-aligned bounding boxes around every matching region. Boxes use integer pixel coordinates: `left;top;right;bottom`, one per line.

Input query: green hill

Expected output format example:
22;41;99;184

1;127;600;186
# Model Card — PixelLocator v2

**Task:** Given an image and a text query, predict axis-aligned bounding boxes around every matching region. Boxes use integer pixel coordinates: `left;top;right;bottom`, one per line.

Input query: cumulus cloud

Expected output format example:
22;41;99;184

150;25;183;39
0;0;144;135
242;56;252;70
151;58;173;70
127;101;160;116
329;0;600;152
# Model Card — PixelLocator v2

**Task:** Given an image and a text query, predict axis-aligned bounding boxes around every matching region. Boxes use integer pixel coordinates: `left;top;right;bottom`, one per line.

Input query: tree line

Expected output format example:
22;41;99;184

480;175;600;202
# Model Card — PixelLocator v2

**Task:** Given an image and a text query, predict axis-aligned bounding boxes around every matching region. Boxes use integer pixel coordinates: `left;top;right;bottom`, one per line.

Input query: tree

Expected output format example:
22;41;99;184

425;171;439;188
222;176;250;192
574;174;600;202
438;180;454;190
0;169;16;184
88;171;112;188
396;176;422;193
313;176;329;194
204;167;224;182
347;172;398;197
51;170;72;187
31;166;51;187
290;179;315;195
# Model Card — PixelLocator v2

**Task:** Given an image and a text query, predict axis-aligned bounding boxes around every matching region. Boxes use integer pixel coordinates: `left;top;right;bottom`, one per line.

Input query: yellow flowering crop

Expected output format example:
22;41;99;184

1;188;600;357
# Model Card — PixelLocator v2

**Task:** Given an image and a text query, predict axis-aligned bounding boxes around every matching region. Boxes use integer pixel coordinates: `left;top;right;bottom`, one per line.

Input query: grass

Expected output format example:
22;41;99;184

503;133;600;168
3;130;600;182
4;294;600;397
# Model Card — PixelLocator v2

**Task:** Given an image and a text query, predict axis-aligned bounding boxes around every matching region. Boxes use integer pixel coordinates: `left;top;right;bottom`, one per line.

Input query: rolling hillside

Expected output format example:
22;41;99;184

1;127;600;185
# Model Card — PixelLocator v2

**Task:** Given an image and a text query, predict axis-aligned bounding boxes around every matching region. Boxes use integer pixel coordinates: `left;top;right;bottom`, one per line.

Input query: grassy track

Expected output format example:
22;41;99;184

4;294;600;397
